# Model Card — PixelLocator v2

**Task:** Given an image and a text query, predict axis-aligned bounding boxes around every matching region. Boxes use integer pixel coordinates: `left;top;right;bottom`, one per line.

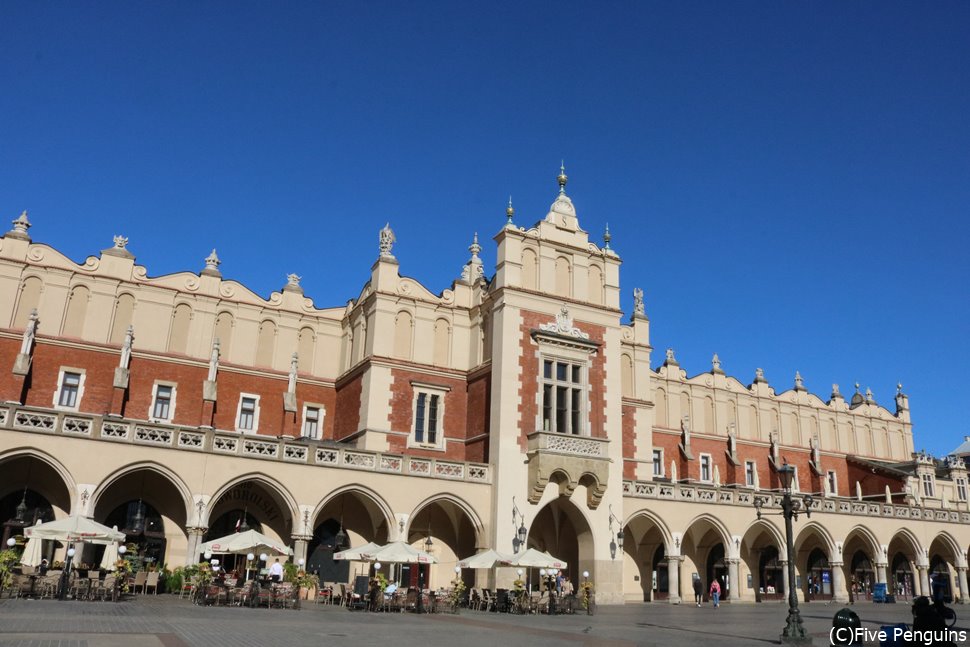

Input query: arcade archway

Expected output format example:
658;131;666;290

682;516;731;600
527;497;593;587
623;511;671;601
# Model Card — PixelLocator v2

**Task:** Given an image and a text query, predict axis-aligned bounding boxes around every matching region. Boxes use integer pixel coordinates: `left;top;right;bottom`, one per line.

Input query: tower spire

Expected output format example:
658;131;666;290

505;196;515;227
557;161;568;195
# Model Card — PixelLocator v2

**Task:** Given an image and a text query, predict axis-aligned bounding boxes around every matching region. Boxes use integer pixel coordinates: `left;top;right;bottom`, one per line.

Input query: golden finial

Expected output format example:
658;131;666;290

506;196;515;226
557;161;568;194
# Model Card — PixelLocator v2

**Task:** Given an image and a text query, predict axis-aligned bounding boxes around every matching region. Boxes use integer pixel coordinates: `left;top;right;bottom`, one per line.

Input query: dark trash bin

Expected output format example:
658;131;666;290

832;607;862;646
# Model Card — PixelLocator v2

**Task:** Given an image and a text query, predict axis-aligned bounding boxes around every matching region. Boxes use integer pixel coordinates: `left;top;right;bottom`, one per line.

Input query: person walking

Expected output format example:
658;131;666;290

709;578;721;608
692;577;703;606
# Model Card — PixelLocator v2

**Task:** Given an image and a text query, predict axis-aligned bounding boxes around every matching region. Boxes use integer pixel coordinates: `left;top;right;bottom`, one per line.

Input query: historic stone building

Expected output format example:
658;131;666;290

1;170;968;605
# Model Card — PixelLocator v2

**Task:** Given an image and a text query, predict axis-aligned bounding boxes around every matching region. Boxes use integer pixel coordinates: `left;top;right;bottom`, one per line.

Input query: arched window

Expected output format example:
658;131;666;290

109;293;135;344
521;248;538;290
555;256;571;297
621;354;634;398
12;276;42;328
588;264;603;305
433;318;450;366
255;319;277;367
62;285;90;338
168;303;192;354
298;327;315;372
393;311;413;360
214;312;234;359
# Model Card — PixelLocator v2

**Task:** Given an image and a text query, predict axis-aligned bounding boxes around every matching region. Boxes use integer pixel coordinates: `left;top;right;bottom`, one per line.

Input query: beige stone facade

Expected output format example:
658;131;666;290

1;176;968;605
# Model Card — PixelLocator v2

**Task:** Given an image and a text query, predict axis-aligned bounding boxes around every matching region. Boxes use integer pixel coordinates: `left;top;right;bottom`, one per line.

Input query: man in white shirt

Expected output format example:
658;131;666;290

269;558;284;582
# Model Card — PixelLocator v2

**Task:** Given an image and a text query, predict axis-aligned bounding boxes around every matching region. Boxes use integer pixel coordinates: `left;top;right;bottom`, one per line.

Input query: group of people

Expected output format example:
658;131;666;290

691;576;722;607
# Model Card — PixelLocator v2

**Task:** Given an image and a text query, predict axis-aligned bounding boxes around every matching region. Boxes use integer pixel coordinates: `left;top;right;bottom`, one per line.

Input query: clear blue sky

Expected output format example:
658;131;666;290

1;2;967;457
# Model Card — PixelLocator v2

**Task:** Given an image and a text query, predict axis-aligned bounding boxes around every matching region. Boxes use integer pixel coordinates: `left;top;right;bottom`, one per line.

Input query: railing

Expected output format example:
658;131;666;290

527;431;609;458
622;479;970;525
0;404;490;485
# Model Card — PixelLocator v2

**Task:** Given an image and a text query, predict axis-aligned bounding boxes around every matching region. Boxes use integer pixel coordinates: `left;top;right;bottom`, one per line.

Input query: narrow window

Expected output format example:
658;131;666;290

958;478;968;502
58;372;81;408
414;393;427;443
303;407;320;440
700;455;711;482
153;385;173;420
652;450;663;477
827;470;837;495
540;358;586;435
238;397;257;431
745;461;756;487
922;474;935;498
427;394;439;445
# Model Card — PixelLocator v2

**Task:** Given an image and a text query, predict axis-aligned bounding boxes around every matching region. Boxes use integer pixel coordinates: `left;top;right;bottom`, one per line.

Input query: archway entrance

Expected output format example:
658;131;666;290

682;517;730;601
308;490;392;586
407;499;477;590
891;553;915;600
758;546;785;601
206;478;295;574
623;512;670;602
850;550;874;599
806;548;832;601
930;555;953;602
94;467;188;568
527;497;593;592
0;454;71;551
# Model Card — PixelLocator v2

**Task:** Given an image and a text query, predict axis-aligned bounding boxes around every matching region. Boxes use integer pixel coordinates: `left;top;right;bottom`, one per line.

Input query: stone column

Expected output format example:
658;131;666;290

727;558;741;602
876;562;888;585
667;557;682;604
830;561;848;603
185;527;207;566
957;567;969;604
292;536;310;567
918;566;931;597
780;559;791;601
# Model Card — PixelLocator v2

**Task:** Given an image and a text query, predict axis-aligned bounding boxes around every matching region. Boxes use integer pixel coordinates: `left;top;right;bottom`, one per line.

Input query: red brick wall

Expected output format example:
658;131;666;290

386;368;469;461
333;373;363;441
465;371;490;463
846;461;902;498
21;341;116;414
622;404;636;479
653;429;681;480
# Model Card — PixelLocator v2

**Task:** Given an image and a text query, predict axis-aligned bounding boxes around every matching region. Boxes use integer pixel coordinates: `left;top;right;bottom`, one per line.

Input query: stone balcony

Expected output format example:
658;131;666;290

0;404;490;485
525;431;610;508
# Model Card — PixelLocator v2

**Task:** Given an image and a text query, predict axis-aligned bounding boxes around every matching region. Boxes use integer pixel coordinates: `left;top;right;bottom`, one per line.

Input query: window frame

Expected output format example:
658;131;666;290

409;383;448;451
699;453;712;483
921;473;935;498
826;470;838;496
957;477;968;502
53;368;85;411
539;355;588;436
745;460;757;487
149;382;177;423
235;393;261;433
652;449;664;478
301;404;325;440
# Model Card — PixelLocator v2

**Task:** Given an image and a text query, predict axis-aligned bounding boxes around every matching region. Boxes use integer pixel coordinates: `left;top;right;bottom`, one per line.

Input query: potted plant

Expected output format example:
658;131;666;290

295;570;317;601
448;575;466;614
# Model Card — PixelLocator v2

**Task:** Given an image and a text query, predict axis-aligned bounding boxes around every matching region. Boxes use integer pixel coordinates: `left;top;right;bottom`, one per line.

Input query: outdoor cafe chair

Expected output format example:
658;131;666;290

144;571;160;595
132;571;148;594
271;583;295;609
178;575;197;600
40;572;61;599
96;575;117;601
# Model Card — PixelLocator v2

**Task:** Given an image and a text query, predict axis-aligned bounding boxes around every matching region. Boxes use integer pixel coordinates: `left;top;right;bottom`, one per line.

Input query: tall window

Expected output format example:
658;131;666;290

700;454;712;482
58;372;82;408
237;396;258;432
922;473;935;498
542;359;584;435
413;390;444;447
745;461;756;487
827;470;837;496
152;385;174;421
302;406;321;440
652;449;663;477
958;478;968;502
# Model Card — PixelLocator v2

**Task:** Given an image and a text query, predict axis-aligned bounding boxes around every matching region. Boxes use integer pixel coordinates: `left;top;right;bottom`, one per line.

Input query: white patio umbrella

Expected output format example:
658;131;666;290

457;548;514;569
100;527;121;571
333;541;382;561
363;541;437;564
20;537;43;567
199;529;293;556
503;548;567;569
24;515;125;545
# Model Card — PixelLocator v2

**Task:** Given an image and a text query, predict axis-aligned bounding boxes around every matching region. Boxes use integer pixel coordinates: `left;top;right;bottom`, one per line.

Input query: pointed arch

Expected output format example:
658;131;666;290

206;472;299;528
794;521;837;557
683;512;733;549
841;524;881;561
309;484;395;535
741;518;785;553
929;531;965;566
625;508;674;554
91;460;193;522
0;447;77;513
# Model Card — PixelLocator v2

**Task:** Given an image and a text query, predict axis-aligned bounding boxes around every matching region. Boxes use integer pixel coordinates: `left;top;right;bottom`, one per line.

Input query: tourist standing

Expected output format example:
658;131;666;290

693;577;703;606
709;578;721;608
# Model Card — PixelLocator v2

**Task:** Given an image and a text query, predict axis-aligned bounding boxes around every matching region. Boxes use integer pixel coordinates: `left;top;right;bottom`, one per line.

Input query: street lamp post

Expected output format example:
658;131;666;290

58;546;76;600
757;464;813;645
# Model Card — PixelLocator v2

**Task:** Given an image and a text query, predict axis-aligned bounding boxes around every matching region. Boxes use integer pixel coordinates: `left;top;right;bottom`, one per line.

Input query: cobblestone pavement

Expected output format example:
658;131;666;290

0;596;949;647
